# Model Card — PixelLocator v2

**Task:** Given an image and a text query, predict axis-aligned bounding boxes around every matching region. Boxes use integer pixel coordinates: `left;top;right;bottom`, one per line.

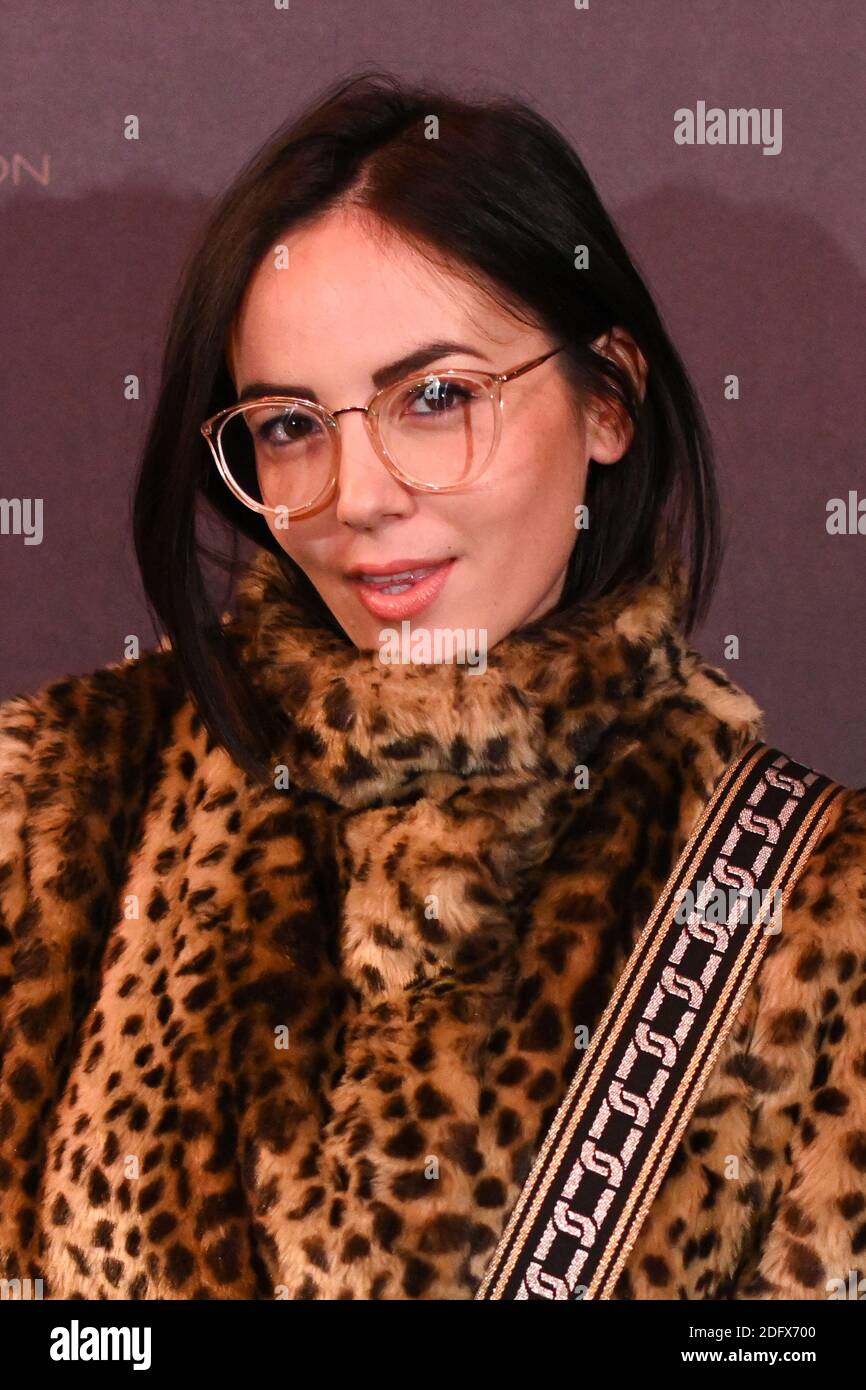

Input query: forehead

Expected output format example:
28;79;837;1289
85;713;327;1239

226;208;521;378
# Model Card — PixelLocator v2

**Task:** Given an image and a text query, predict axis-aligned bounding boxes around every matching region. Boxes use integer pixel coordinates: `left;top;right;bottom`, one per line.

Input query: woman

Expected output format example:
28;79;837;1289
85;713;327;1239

1;70;864;1303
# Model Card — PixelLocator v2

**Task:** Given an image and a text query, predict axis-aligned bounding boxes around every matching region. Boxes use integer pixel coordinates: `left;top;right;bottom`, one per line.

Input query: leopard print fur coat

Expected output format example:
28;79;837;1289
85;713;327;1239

1;545;864;1301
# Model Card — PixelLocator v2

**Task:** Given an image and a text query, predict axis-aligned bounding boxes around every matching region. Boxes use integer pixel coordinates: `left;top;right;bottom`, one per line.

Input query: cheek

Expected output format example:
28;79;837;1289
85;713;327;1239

264;514;331;574
478;410;586;538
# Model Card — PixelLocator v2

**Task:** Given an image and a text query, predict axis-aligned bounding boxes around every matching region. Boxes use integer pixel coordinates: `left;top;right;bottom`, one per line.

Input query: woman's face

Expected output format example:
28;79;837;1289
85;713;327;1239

227;206;637;652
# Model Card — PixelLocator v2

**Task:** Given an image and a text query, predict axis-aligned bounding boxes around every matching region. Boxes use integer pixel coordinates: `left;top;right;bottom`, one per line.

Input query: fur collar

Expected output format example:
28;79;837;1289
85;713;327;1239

234;545;699;810
227;546;764;998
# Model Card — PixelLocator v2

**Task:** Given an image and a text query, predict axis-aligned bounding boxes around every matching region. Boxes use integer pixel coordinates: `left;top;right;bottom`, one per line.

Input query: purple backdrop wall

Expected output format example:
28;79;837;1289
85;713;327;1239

1;0;863;783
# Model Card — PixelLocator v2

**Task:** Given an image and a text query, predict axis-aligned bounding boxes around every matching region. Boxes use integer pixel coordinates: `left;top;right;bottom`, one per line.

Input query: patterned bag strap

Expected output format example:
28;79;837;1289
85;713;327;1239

475;740;849;1301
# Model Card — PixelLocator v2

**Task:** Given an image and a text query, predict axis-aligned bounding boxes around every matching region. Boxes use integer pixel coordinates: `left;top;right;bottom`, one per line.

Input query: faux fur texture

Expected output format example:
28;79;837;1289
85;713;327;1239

0;545;864;1300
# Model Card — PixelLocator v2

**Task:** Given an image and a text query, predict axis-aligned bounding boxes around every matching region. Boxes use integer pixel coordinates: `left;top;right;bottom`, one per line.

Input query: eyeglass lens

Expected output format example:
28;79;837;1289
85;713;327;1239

218;374;497;510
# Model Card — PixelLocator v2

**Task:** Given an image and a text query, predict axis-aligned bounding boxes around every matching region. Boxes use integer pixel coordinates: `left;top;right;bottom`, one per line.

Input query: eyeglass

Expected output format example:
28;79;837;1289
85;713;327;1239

200;345;566;518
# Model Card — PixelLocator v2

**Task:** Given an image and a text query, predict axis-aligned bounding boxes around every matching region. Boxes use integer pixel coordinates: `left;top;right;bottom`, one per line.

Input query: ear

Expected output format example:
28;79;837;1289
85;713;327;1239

584;327;648;463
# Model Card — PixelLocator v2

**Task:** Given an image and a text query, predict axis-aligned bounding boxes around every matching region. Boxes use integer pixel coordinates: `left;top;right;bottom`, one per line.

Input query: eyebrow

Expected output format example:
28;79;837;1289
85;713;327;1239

235;339;490;404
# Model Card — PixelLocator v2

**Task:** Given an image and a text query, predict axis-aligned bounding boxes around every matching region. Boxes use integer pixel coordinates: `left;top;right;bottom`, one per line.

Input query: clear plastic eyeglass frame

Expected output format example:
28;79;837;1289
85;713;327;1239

200;344;566;518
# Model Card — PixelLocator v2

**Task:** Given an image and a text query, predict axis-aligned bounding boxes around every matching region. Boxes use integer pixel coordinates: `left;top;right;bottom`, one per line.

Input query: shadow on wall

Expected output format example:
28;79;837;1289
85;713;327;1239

0;180;863;781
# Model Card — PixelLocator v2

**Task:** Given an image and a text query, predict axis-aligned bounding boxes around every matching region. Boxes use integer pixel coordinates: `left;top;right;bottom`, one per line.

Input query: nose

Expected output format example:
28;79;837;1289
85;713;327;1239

332;408;414;528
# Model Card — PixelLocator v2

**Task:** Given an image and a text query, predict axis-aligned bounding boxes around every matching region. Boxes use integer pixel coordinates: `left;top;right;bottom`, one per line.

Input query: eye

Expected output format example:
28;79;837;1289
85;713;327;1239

402;377;476;417
249;406;320;446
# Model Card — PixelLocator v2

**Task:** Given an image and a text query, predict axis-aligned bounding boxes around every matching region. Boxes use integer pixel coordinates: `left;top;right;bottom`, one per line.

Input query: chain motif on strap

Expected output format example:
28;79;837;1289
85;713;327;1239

476;743;847;1301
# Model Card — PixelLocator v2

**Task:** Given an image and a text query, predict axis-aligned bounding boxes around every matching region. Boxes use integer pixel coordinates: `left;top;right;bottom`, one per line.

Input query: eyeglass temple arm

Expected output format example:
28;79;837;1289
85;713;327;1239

498;345;565;383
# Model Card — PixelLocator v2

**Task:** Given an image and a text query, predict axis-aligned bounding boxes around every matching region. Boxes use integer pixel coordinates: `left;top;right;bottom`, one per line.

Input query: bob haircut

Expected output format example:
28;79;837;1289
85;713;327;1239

133;68;722;782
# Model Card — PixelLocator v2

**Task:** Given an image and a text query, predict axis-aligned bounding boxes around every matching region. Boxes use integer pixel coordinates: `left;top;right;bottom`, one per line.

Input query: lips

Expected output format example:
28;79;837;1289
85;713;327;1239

348;557;457;620
353;565;440;593
346;556;451;578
